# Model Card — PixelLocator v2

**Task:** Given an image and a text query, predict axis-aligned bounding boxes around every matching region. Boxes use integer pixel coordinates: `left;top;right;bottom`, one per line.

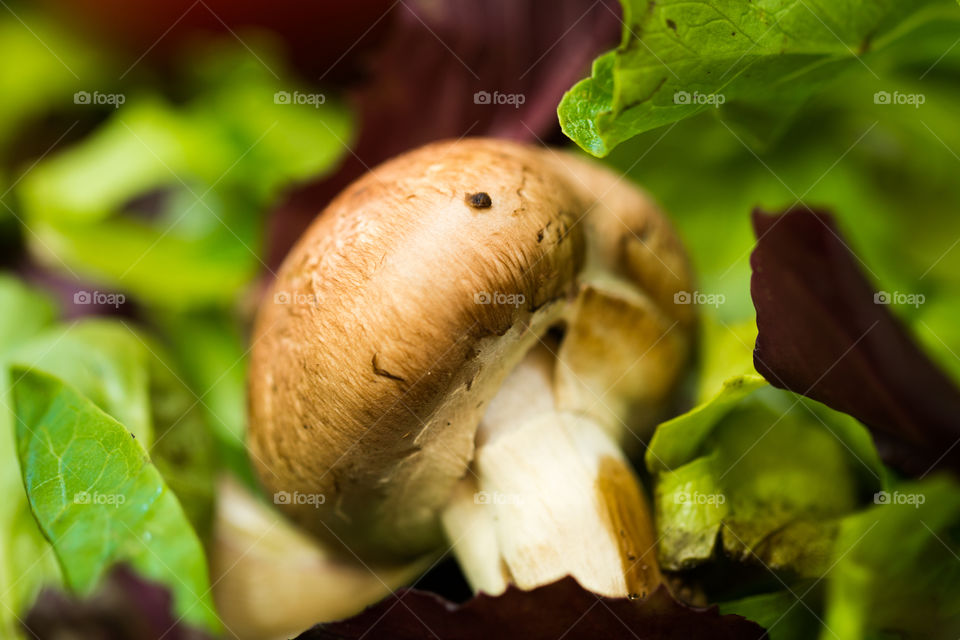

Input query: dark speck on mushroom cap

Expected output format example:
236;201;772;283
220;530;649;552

466;192;493;209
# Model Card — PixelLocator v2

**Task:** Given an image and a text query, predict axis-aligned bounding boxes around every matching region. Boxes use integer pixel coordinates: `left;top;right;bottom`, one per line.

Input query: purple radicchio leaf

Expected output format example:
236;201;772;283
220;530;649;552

23;564;212;640
750;207;960;476
296;579;767;640
266;0;622;268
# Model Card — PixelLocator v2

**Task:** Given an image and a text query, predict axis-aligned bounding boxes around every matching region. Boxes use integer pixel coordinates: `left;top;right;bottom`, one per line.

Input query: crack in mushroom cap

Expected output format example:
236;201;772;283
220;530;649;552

248;138;694;561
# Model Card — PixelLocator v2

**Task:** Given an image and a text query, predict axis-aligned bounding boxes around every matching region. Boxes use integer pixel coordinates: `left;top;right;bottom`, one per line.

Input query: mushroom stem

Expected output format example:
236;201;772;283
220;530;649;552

441;344;662;598
212;477;431;639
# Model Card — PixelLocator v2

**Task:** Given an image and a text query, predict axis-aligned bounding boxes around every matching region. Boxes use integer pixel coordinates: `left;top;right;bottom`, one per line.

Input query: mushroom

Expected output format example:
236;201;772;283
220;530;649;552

248;138;694;601
210;476;429;640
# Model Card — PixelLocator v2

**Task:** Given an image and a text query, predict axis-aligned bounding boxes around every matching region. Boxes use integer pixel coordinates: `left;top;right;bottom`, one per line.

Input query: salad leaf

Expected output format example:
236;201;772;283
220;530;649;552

18;45;351;309
25;564;212;640
155;311;254;487
0;9;113;229
0;276;57;347
715;453;960;640
0;278;61;640
592;8;960;328
822;475;960;639
349;0;621;156
647;380;884;575
265;0;622;267
7;318;216;531
143;336;218;534
720;589;822;640
697;320;760;402
155;312;247;445
558;0;951;155
0;280;216;637
0;12;106;152
750;207;960;476
11;321;153;444
1;497;61;638
646;375;767;471
11;368;219;632
299;580;766;639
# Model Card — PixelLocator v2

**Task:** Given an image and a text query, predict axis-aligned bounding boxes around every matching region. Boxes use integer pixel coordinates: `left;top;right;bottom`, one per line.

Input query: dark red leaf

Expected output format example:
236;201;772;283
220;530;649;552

750;207;960;475
267;0;621;267
39;0;395;83
23;565;212;640
296;579;767;640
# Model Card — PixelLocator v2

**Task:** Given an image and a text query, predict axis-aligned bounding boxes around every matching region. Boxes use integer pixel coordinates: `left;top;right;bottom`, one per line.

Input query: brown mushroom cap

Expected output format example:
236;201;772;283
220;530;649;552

248;138;693;561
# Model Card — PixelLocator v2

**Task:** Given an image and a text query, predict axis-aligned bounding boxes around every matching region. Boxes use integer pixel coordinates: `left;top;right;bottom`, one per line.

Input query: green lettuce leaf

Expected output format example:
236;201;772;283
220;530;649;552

718;477;960;640
11;321;153;444
0;10;113;223
0;277;57;346
647;379;884;575
0;12;106;151
0;278;60;639
155;311;255;488
0;288;217;637
696;320;759;402
11;368;220;632
142;334;218;534
17;46;351;309
822;475;960;639
8;319;216;531
720;589;822;640
559;0;952;156
589;10;960;333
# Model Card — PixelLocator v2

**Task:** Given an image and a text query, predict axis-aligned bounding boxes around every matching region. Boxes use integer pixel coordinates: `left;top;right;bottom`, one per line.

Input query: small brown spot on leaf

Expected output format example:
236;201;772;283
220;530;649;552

666;19;677;31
